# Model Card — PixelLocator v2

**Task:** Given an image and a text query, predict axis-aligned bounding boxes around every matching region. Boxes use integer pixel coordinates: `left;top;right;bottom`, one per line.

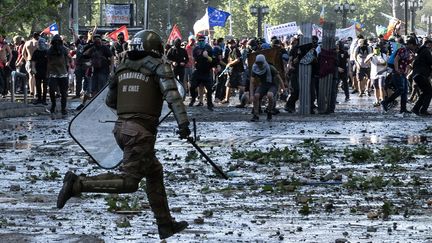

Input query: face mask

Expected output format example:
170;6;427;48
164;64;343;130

198;41;205;48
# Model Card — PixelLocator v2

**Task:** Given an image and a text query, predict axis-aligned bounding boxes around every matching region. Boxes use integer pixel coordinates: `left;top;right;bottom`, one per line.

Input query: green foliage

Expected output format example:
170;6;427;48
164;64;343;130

115;217;131;228
231;147;302;164
185;150;199;162
344;147;375;163
382;201;393;219
262;185;274;192
105;194;142;212
0;218;7;228
378;145;413;164
299;204;311;215
344;175;390;190
43;170;61;181
0;0;68;36
299;139;331;163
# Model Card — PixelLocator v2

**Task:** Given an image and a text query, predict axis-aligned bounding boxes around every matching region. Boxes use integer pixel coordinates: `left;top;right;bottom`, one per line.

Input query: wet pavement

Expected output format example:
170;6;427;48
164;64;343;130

0;92;432;242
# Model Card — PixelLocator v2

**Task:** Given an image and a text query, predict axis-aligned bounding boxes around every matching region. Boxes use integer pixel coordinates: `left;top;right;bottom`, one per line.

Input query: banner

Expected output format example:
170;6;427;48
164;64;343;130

336;24;357;41
265;22;299;42
312;24;323;40
106;25;129;41
312;24;356;41
105;4;130;24
167;24;183;44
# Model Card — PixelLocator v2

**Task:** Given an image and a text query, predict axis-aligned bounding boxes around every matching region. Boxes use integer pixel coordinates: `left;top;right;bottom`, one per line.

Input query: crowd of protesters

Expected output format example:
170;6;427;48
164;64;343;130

0;28;431;120
165;32;432;120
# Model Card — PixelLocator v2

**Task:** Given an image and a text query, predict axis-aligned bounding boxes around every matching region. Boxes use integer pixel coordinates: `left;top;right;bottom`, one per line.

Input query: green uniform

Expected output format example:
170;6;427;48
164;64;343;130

71;53;189;225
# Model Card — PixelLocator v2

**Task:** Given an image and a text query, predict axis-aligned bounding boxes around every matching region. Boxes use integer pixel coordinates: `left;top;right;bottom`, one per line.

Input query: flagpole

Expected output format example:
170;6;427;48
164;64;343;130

229;0;232;35
144;0;149;29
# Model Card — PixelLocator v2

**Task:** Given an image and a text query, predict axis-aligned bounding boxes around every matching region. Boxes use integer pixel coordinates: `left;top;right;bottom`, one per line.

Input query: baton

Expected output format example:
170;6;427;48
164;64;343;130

187;137;229;180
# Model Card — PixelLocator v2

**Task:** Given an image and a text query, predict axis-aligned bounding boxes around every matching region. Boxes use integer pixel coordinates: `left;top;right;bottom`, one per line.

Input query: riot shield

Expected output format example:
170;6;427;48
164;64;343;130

69;81;185;169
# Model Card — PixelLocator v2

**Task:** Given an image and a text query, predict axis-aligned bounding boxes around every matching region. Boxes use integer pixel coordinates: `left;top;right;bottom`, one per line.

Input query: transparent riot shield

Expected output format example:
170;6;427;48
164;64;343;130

68;81;185;169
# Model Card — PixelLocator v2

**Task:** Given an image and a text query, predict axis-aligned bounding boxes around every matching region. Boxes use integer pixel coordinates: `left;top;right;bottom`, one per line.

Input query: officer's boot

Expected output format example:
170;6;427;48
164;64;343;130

146;169;188;239
57;172;140;209
57;171;81;209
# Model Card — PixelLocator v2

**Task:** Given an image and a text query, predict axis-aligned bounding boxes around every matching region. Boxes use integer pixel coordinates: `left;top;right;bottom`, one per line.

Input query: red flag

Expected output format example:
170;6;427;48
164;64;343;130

167;24;182;44
107;25;129;41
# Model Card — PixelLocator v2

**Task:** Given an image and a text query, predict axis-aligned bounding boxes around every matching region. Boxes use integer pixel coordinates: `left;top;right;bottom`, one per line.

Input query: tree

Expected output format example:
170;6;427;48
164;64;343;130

0;0;68;38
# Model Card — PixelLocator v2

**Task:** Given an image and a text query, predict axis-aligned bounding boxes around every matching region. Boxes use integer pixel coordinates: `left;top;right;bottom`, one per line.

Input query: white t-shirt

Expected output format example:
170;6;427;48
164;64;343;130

370;53;388;80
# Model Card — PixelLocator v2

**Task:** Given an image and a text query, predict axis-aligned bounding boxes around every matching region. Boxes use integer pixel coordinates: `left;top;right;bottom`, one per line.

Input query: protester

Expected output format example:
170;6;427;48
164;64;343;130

184;35;196;95
22;32;40;97
189;35;217;111
0;34;12;97
167;38;189;90
411;38;432;116
250;54;283;121
381;37;417;114
336;41;350;102
46;34;73;116
366;44;388;107
222;39;244;104
31;37;49;105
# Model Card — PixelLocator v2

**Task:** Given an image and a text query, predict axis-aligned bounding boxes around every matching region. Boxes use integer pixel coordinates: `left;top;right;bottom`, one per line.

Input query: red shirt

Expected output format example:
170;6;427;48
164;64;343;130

185;43;195;68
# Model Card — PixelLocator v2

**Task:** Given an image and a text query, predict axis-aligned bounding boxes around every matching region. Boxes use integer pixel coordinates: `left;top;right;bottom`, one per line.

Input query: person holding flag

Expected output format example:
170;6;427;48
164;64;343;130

107;26;129;67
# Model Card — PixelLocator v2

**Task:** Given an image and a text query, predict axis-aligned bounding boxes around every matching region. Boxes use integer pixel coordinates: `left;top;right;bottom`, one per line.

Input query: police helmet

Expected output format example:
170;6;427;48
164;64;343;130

129;30;164;56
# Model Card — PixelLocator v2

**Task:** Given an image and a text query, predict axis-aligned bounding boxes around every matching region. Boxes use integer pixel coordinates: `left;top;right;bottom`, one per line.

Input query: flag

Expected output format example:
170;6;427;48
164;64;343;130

193;6;230;34
319;6;325;25
167;24;182;44
42;23;59;35
349;19;364;32
106;25;129;41
381;17;401;40
376;25;388;36
207;7;230;28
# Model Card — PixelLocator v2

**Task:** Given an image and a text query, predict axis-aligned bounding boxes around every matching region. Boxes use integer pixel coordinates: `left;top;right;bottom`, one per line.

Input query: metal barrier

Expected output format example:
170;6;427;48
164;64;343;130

298;23;313;115
11;71;28;104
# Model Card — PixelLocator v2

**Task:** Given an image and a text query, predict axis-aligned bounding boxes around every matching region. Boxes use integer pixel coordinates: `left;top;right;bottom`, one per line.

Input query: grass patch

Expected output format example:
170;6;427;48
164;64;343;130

344;147;375;163
344;175;389;190
231;147;302;164
105;194;142;212
185;150;199;162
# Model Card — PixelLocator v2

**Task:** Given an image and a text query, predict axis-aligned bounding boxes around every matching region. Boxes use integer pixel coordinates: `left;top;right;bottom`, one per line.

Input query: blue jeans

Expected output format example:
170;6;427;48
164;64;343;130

385;72;408;111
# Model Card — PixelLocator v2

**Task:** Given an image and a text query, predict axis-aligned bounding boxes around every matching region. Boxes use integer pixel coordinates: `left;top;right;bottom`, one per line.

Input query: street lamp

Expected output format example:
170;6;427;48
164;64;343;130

334;0;356;28
407;0;423;33
421;15;432;36
250;5;270;38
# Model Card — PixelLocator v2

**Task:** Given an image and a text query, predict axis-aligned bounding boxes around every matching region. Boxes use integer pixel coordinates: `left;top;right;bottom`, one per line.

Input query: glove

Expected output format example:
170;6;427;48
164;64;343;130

177;124;191;140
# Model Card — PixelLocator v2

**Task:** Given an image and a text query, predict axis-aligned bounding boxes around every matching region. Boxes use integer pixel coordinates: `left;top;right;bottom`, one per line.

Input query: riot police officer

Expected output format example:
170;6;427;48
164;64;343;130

57;30;191;239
